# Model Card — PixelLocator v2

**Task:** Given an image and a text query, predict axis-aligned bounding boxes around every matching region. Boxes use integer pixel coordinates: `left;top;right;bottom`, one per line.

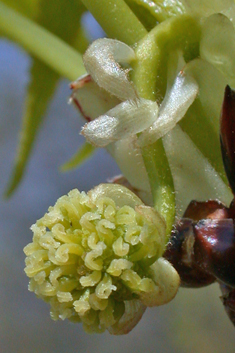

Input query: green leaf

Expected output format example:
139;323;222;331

0;0;39;19
3;0;88;196
0;2;85;80
60;143;96;172
5;61;59;197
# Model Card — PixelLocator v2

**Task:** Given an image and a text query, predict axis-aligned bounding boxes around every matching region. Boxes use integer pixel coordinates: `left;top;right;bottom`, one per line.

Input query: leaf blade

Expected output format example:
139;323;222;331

0;1;85;80
60;143;96;172
3;0;88;195
5;61;59;197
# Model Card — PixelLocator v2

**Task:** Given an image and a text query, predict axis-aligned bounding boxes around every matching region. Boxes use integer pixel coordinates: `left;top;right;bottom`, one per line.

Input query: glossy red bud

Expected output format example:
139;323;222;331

194;219;235;287
164;219;215;288
183;199;229;221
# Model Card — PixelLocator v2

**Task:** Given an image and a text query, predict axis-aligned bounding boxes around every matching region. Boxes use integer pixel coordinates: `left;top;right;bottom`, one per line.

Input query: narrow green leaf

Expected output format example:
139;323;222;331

0;0;39;19
60;143;95;172
0;1;85;80
4;0;88;196
5;62;59;197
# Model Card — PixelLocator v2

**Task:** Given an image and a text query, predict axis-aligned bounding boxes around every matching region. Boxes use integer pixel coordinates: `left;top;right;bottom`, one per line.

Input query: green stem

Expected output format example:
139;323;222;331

133;14;201;101
0;1;85;80
132;15;201;235
142;142;175;237
131;15;200;236
80;0;147;45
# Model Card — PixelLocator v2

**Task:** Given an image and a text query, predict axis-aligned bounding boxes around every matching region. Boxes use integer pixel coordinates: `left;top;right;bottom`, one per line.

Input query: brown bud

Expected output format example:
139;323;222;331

220;85;235;195
220;282;235;326
194;219;235;287
164;219;215;288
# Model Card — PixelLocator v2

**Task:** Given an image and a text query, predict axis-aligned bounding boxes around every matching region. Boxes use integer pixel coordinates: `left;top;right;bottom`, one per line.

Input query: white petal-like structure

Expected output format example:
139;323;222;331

83;38;137;100
139;71;199;146
81;99;159;147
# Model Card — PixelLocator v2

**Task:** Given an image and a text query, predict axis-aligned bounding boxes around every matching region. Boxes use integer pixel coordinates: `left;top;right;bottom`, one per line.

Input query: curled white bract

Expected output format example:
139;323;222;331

83;38;137;101
75;38;198;149
70;38;199;206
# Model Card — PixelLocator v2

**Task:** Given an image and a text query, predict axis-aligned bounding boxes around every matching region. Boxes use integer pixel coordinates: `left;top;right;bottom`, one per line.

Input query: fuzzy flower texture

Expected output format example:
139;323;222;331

24;184;179;334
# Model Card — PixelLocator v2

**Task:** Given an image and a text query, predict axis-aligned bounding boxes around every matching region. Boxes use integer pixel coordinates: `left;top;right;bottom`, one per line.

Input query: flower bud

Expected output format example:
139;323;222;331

24;184;179;334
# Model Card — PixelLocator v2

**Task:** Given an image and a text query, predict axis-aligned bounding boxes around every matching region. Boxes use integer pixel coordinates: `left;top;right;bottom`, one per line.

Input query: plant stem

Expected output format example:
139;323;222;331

0;1;85;80
142;142;175;237
80;0;147;45
132;15;201;236
133;14;201;101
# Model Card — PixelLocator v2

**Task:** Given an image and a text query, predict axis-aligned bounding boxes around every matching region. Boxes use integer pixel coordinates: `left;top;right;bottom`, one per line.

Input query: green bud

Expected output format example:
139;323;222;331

24;184;179;334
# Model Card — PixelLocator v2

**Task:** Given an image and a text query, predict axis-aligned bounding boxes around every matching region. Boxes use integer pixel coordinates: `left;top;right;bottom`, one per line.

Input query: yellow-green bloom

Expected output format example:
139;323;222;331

24;184;179;334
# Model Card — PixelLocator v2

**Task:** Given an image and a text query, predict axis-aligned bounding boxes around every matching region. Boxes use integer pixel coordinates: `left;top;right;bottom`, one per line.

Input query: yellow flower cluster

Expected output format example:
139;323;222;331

24;184;178;334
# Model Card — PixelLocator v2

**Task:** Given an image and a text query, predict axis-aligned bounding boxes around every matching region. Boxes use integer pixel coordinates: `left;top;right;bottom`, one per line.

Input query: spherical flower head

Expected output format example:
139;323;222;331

24;184;179;334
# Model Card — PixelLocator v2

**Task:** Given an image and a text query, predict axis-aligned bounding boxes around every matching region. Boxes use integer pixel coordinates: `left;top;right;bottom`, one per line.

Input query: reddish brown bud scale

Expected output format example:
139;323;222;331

220;85;235;195
164;200;235;288
164;84;235;327
194;219;235;287
183;200;230;221
220;283;235;325
164;219;215;287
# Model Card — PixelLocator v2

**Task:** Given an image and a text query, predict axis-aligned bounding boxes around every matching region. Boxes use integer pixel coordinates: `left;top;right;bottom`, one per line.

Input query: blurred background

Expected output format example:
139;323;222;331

1;14;235;353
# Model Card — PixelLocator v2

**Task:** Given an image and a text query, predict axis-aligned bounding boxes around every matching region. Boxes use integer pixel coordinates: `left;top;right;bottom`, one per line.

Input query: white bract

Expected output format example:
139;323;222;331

139;71;198;146
72;38;198;148
70;38;199;206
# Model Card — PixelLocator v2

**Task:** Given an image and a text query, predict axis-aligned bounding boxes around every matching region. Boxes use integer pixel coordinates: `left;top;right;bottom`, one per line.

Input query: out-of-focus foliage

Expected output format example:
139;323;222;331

0;0;39;19
0;0;90;196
